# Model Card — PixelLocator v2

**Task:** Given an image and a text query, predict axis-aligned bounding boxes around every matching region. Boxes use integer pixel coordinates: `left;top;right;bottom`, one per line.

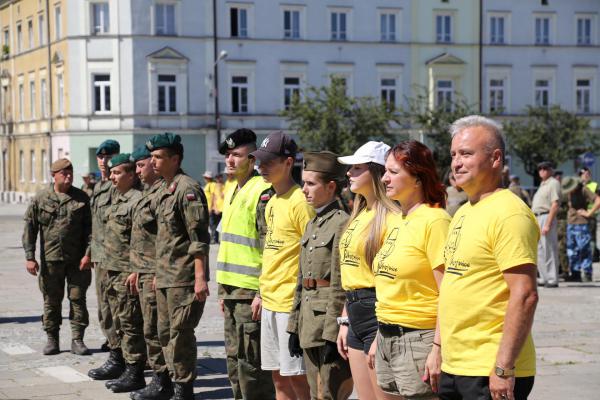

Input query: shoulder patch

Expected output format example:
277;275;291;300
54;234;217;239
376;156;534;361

260;193;271;202
186;192;197;201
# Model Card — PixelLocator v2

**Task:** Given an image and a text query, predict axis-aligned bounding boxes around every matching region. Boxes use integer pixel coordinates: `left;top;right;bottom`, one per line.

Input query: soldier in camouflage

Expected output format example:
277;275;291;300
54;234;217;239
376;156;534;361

148;133;210;400
23;158;92;356
128;145;173;400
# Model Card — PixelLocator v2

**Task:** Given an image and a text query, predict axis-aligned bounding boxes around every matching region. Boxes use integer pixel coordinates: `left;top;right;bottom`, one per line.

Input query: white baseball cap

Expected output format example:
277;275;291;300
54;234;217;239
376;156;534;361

337;141;391;166
203;170;214;179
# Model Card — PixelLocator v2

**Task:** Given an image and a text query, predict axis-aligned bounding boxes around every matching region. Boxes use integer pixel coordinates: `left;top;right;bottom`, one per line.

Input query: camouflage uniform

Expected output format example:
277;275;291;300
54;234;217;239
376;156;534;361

288;202;353;400
90;179;120;349
155;171;210;383
103;187;145;363
23;185;92;338
130;179;165;372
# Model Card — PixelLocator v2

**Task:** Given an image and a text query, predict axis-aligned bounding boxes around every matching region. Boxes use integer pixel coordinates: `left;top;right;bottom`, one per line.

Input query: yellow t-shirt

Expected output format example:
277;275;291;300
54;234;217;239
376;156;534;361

260;185;315;312
213;182;224;212
340;207;389;290
374;205;450;328
439;189;539;377
204;181;215;211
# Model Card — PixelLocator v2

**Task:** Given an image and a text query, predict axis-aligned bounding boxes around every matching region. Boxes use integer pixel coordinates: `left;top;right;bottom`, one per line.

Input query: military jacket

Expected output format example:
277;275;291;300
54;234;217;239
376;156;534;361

103;187;142;272
155;172;210;289
130;180;162;274
23;185;91;263
90;180;115;263
287;201;348;348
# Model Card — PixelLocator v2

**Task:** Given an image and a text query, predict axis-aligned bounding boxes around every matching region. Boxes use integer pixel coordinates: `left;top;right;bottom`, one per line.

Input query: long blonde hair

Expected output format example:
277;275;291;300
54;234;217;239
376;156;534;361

346;162;400;268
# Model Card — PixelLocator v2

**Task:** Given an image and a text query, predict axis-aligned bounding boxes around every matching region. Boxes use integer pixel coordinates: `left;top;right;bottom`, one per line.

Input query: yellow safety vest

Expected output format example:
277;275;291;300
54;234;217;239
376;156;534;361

216;175;271;290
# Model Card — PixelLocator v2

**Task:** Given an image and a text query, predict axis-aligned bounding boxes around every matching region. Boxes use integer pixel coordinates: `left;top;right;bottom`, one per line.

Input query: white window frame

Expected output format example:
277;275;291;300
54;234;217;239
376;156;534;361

534;80;550;108
16;22;22;53
57;73;64;116
327;64;354;98
435;13;453;43
231;75;249;114
486;67;511;113
29;80;36;119
41;77;48;118
91;2;110;35
93;74;111;113
573;68;596;115
19;150;25;182
378;9;400;42
575;78;591;114
283;75;301;110
41;149;48;183
30;150;36;183
532;68;555;108
435;79;454;112
377;65;402;109
27;19;33;49
157;74;177;114
227;62;255;114
153;2;177;36
488;12;510;45
282;6;304;39
54;5;62;40
575;14;596;46
329;8;351;41
38;13;45;45
534;13;554;45
228;3;252;38
380;77;398;108
18;81;24;121
488;79;505;113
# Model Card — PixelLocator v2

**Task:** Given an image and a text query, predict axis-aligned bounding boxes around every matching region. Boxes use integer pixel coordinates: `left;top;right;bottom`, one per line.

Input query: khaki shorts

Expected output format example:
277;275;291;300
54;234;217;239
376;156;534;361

260;308;306;376
375;328;437;400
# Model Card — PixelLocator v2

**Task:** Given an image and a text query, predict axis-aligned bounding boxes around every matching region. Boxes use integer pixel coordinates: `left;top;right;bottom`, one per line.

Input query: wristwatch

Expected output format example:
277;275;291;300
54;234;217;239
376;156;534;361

336;316;349;326
494;366;515;377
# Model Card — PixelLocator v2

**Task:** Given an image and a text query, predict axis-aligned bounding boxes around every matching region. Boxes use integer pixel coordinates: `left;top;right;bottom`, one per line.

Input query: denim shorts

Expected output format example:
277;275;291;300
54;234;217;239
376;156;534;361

345;288;378;353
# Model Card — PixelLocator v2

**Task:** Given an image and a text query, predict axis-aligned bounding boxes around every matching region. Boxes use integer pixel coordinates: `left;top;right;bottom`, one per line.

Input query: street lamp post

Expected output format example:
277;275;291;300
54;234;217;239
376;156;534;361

213;49;227;173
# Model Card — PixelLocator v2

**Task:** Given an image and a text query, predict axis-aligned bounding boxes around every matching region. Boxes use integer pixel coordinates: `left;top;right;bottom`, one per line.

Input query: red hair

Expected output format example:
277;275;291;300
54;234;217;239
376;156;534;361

388;140;447;208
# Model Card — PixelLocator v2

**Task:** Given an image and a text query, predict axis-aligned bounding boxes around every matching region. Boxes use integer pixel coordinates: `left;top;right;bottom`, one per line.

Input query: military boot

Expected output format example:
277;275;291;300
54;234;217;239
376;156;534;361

170;382;193;400
109;361;146;393
130;371;173;400
100;340;110;352
71;339;90;355
43;331;60;355
88;349;125;380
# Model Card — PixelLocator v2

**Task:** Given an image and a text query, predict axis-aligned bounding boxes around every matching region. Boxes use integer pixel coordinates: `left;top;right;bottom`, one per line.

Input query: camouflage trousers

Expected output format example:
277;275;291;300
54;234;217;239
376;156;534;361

223;299;274;400
106;270;146;364
304;346;353;400
567;224;593;274
156;286;205;383
138;273;166;373
95;265;119;349
557;219;569;276
38;261;91;338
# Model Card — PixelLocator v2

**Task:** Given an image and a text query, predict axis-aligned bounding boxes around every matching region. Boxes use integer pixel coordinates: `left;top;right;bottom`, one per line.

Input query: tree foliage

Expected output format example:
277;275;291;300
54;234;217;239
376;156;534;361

504;105;596;181
281;77;398;155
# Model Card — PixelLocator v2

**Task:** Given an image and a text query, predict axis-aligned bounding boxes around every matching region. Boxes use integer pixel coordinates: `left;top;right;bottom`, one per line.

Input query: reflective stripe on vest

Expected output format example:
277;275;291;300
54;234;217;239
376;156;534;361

216;176;271;290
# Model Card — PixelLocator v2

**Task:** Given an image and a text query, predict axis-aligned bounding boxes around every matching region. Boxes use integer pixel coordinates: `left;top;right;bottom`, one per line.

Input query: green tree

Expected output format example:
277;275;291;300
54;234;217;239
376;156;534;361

504;105;596;182
281;77;398;155
402;87;474;178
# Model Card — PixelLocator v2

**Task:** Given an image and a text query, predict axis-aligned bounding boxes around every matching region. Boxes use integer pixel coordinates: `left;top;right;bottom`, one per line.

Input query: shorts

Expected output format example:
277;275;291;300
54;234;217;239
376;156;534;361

438;373;534;400
260;308;306;376
375;325;437;399
345;288;378;353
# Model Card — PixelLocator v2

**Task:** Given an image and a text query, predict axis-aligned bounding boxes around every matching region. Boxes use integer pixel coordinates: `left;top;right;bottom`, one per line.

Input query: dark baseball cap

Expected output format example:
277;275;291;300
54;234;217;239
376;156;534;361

250;131;297;163
537;161;553;170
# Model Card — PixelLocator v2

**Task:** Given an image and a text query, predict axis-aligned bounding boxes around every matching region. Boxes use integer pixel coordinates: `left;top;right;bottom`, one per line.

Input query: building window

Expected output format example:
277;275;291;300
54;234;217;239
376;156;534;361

577;17;592;45
535;16;550;45
158;74;176;113
331;11;347;41
3;29;9;49
436;15;452;43
19;150;25;182
29;81;36;119
93;74;111;112
380;13;396;42
55;6;62;40
28;20;33;49
283;10;300;39
380;78;397;108
30;150;36;182
17;23;22;52
576;79;591;114
38;14;45;45
41;149;48;183
490;16;505;44
489;79;505;113
41;78;48;117
534;79;550;107
18;83;24;121
436;80;453;112
155;3;176;35
231;75;248;113
283;76;300;110
230;7;248;38
57;74;64;115
92;3;109;35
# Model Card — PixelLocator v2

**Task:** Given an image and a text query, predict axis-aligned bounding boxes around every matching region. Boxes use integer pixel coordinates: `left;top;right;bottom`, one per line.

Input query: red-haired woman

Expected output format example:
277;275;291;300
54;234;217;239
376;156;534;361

371;140;450;400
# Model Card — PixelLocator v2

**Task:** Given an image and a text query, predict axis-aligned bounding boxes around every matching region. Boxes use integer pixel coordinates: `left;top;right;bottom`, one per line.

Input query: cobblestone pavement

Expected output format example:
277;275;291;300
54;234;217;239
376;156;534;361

1;202;599;399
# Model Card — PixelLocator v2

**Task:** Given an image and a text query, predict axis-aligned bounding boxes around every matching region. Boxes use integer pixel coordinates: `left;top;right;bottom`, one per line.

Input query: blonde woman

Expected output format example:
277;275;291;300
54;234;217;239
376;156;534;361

336;141;401;399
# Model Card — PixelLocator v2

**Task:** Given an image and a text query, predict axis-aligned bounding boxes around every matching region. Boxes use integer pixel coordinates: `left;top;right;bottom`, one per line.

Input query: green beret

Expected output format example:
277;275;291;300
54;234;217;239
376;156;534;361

96;139;120;156
108;153;132;169
130;145;151;162
303;151;347;180
146;132;182;151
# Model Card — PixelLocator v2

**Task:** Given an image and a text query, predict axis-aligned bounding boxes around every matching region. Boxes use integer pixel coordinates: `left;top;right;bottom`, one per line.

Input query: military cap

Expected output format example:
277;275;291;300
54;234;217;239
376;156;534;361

537;161;554;170
50;158;73;173
130;145;152;162
96;139;120;156
219;128;257;154
108;153;132;169
303;151;347;180
146;132;181;151
250;131;297;162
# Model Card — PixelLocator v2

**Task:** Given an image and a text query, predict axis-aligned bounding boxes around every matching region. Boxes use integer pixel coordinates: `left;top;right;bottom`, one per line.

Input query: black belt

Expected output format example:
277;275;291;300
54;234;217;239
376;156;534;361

345;287;376;303
534;211;549;217
378;323;419;336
